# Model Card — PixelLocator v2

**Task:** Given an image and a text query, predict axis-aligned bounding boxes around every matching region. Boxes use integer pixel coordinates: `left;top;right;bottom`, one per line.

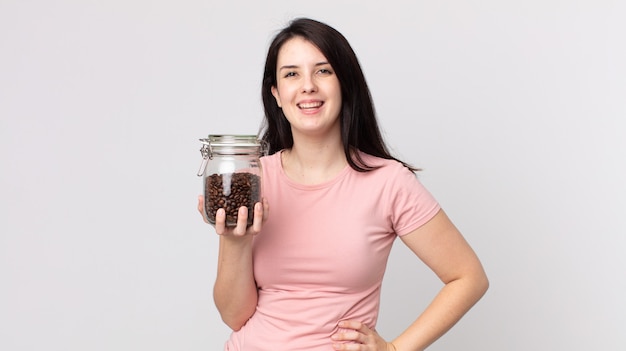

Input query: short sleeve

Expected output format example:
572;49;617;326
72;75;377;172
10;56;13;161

388;166;441;236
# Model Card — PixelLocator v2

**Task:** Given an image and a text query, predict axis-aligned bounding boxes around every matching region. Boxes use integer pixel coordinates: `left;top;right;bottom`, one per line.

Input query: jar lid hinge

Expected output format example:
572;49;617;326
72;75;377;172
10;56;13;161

197;139;212;176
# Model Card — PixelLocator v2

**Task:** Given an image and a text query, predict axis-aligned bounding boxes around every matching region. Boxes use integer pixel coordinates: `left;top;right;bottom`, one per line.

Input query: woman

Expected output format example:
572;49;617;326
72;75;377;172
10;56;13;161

198;17;489;351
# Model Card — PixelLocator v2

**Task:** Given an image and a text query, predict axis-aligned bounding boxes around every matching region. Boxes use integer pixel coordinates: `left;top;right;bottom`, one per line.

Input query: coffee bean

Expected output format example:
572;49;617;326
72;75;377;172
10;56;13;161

204;172;261;226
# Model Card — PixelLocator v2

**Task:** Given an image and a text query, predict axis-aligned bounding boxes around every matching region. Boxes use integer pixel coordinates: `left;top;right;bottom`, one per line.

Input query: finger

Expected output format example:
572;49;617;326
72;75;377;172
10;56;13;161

250;202;264;233
331;330;362;343
214;208;226;234
232;206;249;236
338;320;366;332
197;195;210;223
261;197;270;222
332;341;360;350
197;195;203;213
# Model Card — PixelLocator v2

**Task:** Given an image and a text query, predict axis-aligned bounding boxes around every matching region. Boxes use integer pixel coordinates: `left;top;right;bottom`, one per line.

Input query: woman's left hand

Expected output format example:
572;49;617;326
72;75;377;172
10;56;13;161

331;320;397;351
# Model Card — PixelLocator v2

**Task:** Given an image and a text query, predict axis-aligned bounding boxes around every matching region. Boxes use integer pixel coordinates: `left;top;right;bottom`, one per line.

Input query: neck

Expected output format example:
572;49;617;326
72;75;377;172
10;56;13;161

282;136;348;185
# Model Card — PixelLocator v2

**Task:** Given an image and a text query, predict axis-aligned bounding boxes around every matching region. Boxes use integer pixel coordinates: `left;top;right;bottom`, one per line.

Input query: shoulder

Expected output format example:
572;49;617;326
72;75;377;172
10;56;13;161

356;151;415;178
348;151;422;196
260;150;282;168
354;151;433;202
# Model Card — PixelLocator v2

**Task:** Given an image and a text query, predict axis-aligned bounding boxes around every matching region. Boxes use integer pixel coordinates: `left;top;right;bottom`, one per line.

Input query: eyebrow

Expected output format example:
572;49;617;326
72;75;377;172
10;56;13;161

278;62;330;71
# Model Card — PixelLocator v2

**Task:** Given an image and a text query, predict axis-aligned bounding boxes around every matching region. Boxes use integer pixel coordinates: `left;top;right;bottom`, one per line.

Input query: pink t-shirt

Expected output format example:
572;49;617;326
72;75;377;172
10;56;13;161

224;151;440;350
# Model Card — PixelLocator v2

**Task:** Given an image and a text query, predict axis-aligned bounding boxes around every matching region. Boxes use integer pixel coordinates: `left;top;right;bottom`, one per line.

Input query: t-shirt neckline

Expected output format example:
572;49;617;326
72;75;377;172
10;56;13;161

277;149;352;190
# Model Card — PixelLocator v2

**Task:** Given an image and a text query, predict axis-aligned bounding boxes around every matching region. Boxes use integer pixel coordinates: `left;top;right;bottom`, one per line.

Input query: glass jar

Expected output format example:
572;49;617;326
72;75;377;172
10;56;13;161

197;135;266;227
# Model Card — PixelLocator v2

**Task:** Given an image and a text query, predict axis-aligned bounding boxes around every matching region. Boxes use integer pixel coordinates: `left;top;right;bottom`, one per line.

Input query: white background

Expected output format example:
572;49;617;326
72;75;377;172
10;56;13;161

1;1;625;350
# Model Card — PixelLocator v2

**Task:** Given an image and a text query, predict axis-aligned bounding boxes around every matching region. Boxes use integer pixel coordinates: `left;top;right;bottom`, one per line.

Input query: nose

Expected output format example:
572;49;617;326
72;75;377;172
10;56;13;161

301;75;317;93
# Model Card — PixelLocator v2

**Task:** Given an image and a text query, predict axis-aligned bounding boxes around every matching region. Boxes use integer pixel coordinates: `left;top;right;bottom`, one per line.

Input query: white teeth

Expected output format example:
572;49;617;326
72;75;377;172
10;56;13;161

298;102;322;109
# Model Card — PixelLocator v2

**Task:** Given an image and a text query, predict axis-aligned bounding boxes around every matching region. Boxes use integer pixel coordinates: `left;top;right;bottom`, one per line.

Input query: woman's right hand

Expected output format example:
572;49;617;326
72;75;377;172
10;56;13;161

197;195;269;237
201;195;265;330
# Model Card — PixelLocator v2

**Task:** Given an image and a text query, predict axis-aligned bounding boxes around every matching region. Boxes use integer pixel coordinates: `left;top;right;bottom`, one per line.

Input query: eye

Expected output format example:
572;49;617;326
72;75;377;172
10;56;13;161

283;71;297;78
318;68;333;75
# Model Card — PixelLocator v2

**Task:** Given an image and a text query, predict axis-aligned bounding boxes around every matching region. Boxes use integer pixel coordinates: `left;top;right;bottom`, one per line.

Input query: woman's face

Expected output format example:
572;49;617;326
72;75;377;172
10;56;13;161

271;37;342;139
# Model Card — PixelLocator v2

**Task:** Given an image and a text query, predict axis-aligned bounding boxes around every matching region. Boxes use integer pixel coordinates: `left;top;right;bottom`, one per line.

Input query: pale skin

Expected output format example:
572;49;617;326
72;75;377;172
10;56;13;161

198;36;489;350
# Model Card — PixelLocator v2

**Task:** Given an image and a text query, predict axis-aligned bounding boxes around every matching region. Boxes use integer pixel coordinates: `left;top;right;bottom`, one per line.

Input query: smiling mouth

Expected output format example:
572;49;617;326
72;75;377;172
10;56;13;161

298;101;323;109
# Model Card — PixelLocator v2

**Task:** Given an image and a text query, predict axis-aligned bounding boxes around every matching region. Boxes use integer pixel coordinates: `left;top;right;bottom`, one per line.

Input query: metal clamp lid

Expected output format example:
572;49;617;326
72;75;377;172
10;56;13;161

196;138;212;177
196;135;267;177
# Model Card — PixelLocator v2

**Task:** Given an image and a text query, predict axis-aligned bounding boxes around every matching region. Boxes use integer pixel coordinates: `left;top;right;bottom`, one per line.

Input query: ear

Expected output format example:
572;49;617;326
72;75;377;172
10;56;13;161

271;86;282;108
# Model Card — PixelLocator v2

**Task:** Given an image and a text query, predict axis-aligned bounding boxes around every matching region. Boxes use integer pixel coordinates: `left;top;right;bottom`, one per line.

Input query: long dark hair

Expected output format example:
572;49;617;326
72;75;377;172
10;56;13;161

259;17;417;172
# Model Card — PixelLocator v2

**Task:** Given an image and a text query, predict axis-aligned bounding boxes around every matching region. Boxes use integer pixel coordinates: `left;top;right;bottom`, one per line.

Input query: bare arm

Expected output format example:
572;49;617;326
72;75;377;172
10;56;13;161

392;209;489;351
198;196;268;331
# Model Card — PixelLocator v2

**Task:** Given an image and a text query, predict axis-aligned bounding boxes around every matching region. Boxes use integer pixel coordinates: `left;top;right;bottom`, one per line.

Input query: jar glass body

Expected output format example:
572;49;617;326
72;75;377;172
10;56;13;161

198;135;264;227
